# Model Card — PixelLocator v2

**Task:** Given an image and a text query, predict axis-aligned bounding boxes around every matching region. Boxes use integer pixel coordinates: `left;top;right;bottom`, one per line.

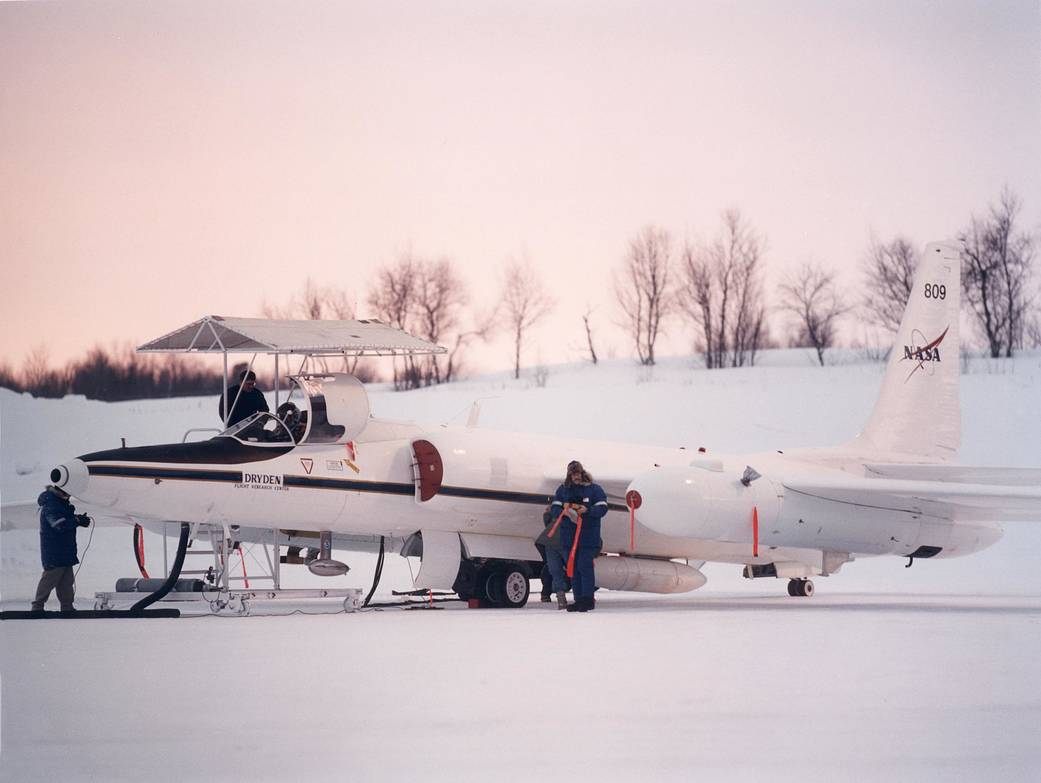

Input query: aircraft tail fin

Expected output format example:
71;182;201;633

850;242;961;460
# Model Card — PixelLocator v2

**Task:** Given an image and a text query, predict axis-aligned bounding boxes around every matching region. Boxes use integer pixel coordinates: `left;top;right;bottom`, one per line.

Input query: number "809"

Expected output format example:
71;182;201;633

924;283;946;300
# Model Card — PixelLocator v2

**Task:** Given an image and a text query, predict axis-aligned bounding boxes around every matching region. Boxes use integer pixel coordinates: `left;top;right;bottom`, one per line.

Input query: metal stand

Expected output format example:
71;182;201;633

95;524;362;615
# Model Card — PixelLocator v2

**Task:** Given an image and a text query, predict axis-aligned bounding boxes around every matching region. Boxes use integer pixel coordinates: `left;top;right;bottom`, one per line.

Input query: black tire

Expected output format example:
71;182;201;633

484;565;530;608
789;578;815;597
484;570;505;607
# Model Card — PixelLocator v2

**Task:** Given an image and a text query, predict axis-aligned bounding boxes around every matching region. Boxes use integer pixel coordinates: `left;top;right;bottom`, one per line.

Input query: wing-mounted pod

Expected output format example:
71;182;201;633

627;461;779;543
411;439;444;503
290;373;371;444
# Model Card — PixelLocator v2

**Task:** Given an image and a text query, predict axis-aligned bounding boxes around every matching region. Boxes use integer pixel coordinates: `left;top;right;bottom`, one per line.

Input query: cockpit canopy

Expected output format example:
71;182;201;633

224;412;296;444
222;372;371;446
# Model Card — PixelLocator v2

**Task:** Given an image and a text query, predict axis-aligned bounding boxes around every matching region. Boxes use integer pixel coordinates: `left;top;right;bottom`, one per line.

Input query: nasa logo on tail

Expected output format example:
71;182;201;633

902;326;948;381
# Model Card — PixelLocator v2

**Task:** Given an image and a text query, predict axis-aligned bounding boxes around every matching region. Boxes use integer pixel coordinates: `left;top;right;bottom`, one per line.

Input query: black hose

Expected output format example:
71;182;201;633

130;523;190;614
362;536;385;608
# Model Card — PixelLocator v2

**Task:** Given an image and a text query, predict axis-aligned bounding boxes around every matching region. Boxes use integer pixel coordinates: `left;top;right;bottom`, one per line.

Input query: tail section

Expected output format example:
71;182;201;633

852;242;961;460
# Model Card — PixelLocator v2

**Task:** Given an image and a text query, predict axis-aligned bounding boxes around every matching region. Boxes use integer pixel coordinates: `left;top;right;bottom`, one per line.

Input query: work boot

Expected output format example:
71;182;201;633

540;592;552;602
556;592;567;610
567;596;590;612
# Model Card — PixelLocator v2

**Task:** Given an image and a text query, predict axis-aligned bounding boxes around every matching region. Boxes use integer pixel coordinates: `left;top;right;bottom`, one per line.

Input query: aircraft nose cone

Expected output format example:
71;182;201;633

50;459;89;498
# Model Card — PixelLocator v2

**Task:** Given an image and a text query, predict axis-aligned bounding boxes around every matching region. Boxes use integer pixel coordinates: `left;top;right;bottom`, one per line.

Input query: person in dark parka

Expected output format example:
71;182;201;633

551;460;609;612
218;370;269;427
32;486;91;612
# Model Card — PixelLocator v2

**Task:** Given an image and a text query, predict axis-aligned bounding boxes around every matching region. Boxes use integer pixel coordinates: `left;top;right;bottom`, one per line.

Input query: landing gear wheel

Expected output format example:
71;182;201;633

484;570;505;607
788;578;814;597
500;568;530;608
484;566;530;608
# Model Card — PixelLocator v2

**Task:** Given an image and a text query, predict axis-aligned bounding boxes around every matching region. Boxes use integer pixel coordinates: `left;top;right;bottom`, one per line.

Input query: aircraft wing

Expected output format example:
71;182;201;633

785;474;1041;524
0;501;40;531
1;499;129;530
864;463;1041;486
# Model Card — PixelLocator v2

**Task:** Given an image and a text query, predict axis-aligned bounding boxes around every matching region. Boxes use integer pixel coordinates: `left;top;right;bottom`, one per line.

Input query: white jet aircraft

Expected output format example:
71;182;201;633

48;242;1041;607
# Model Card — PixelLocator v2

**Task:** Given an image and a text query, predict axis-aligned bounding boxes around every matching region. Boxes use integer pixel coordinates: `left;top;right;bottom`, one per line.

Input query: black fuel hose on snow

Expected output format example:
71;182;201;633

362;536;385;608
130;523;190;614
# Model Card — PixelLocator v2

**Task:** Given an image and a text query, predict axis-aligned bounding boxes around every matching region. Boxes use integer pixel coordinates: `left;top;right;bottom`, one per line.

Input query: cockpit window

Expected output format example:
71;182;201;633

222;412;297;444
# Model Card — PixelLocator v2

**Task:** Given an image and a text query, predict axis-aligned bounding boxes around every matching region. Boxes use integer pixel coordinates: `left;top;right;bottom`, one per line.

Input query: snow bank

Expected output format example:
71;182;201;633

2;351;1039;782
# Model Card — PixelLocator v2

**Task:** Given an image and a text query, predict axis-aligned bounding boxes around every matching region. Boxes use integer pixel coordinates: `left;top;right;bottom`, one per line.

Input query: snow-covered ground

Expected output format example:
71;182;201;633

2;350;1040;781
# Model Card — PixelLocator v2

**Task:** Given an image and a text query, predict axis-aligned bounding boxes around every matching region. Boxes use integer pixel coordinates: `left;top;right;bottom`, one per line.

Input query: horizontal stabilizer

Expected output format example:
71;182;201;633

864;463;1041;487
785;476;1041;523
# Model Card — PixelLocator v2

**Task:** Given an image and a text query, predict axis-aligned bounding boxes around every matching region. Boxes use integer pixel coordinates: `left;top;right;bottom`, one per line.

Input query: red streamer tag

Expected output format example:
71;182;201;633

625;490;642;551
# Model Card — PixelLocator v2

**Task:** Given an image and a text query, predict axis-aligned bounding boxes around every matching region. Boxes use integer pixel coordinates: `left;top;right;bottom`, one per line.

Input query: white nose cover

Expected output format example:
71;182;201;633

51;459;89;498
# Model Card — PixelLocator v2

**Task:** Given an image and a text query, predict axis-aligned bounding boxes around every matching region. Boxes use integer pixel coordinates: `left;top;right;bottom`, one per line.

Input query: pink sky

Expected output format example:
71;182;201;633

2;0;1039;378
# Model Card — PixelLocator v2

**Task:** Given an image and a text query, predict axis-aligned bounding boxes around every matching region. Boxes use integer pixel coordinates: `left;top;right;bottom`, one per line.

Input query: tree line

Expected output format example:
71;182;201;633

3;188;1037;400
0;345;226;401
616;187;1038;367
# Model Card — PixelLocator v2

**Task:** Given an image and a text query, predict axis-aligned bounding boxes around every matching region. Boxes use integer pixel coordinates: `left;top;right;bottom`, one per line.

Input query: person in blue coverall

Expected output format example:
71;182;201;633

550;460;609;612
32;485;91;612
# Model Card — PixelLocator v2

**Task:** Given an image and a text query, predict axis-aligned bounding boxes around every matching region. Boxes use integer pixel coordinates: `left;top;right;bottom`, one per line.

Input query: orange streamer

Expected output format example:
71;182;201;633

546;507;568;539
752;506;759;558
565;514;584;578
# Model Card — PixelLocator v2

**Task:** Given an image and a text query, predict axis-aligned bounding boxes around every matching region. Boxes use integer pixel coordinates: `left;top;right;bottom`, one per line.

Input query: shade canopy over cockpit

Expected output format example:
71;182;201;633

137;315;446;429
138;315;446;357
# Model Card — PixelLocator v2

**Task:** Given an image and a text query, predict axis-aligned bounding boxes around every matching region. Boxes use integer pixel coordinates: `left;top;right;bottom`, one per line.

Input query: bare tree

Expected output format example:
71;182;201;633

368;254;422;389
369;252;485;388
614;225;673;365
262;278;368;376
778;262;849;366
679;209;767;368
959;188;1037;358
0;360;21;392
21;345;66;397
582;305;599;365
500;258;554;379
298;278;355;320
861;235;918;333
412;259;476;384
1026;313;1041;349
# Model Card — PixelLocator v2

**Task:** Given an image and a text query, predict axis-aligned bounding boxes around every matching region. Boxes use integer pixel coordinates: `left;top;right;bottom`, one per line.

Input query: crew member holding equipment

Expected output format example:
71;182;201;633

536;503;570;609
550;460;609;612
31;485;92;613
218;369;269;426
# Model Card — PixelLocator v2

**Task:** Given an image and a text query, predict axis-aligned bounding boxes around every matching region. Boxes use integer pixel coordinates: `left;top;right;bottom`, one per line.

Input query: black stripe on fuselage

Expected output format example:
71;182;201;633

85;465;629;511
283;475;415;495
79;438;292;465
88;465;243;483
